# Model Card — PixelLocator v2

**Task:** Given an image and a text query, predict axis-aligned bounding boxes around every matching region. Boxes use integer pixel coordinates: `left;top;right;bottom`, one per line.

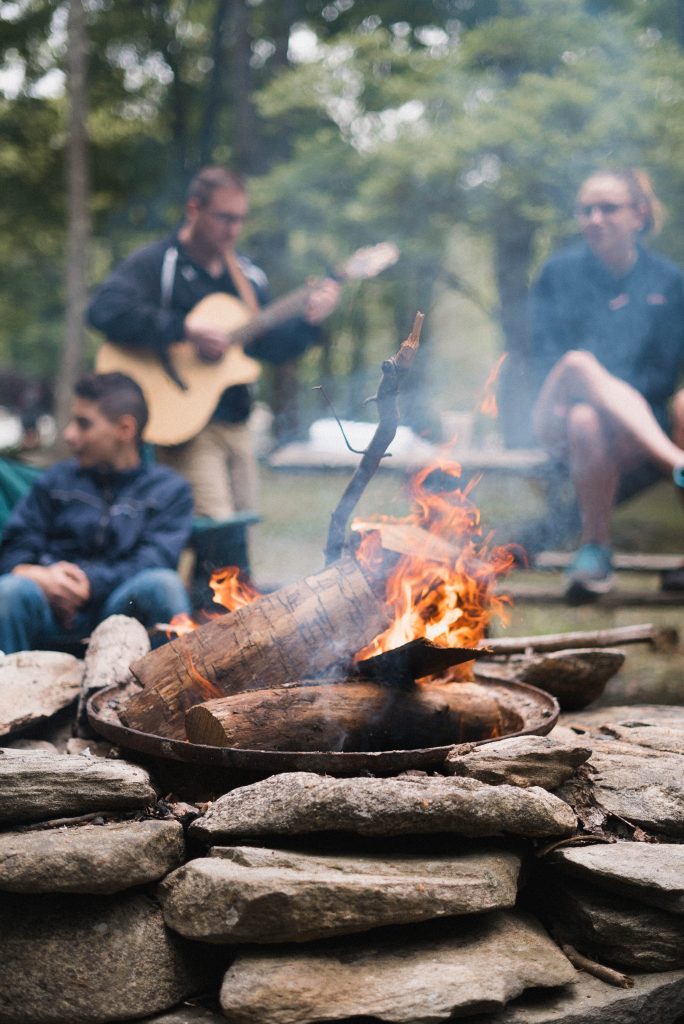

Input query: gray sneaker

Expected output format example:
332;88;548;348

565;543;614;605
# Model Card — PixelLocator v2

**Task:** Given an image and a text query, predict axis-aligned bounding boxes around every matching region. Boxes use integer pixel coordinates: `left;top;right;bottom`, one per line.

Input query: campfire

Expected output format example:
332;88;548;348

92;320;565;765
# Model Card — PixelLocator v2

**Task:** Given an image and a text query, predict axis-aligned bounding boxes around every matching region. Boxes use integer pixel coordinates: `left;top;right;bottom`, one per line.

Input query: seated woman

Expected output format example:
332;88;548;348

530;168;684;602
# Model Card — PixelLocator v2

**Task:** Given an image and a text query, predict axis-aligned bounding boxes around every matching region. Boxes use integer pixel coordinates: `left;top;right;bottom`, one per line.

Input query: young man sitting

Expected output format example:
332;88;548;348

0;372;193;654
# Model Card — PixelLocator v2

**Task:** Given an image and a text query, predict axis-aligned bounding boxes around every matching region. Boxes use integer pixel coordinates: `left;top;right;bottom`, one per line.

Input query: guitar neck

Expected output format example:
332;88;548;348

230;284;315;348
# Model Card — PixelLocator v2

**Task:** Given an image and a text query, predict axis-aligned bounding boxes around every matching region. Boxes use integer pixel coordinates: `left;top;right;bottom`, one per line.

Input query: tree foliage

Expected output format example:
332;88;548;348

2;0;684;436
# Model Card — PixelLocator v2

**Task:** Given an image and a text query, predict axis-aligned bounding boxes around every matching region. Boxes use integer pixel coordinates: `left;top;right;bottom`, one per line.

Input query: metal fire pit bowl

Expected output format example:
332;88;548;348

87;678;559;783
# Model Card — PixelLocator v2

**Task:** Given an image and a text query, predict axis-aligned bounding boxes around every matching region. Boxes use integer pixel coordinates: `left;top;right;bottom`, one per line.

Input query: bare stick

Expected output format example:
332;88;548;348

560;943;634;989
481;623;661;656
324;313;423;565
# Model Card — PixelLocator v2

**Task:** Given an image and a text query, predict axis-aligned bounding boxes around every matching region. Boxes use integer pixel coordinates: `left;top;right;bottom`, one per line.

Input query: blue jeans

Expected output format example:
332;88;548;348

0;568;191;654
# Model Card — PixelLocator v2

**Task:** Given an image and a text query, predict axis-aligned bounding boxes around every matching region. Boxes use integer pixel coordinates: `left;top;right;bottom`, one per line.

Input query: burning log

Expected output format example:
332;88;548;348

184;680;505;752
122;558;390;740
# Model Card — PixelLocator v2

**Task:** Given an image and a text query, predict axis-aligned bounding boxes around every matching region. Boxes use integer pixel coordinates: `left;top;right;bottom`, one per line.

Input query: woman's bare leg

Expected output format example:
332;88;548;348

565;402;620;545
533;350;684;472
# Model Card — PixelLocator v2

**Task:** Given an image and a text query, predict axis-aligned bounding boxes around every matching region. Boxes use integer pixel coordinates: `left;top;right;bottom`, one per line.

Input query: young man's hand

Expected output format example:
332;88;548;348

12;562;91;627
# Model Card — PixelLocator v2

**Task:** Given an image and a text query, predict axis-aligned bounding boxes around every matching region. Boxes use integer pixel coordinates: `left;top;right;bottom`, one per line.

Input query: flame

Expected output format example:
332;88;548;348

477;352;507;418
354;457;513;678
163;566;262;638
185;653;223;701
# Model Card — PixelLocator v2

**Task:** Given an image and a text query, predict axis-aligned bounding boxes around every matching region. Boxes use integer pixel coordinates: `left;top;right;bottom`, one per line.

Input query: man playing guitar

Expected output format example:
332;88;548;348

87;166;340;518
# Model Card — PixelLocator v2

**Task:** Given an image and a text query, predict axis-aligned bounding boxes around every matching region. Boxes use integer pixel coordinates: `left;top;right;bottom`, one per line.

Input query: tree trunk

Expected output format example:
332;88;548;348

199;0;230;166
55;0;90;441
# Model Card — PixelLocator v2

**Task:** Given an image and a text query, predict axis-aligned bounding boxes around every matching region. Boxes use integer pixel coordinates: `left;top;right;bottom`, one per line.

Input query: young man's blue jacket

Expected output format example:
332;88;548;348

0;459;193;610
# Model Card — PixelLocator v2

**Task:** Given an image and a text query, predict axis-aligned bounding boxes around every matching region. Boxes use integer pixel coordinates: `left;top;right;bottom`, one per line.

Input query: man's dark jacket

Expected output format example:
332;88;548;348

86;236;319;425
0;459;193;608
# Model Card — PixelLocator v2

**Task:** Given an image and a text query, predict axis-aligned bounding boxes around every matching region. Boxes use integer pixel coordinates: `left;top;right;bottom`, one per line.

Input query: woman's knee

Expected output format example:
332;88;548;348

566;402;604;445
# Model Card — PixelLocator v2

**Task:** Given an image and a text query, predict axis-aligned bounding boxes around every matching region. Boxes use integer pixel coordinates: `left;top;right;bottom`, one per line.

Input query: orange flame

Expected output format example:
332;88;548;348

477;352;507;419
185;653;223;701
354;457;513;677
164;567;262;638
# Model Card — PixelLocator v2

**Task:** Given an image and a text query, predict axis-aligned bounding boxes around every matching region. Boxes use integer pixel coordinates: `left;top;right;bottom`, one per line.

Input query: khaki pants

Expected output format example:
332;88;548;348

157;420;258;518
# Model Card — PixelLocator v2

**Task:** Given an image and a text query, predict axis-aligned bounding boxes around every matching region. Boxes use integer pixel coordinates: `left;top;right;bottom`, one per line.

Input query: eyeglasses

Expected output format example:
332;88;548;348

576;202;633;219
208;211;248;225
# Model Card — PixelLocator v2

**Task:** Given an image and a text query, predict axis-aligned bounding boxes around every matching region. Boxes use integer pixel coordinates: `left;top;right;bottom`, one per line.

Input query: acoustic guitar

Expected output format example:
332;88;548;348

96;242;399;446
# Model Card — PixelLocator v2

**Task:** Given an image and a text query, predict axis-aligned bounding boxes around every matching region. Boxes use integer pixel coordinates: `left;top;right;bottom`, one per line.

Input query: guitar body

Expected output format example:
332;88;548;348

94;242;399;447
95;293;262;446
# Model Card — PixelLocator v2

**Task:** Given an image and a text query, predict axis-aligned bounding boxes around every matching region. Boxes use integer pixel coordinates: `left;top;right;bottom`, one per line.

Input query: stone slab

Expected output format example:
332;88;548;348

190;772;577;842
0;651;83;738
0;818;185;893
159;845;521;943
552;842;684;914
468;967;684;1024
444;735;591;789
0;748;157;824
0;891;223;1023
219;911;576;1024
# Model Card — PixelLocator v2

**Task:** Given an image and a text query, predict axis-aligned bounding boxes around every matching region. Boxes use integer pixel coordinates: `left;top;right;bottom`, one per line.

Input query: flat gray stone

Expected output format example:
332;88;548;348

0;651;83;738
159;845;520;943
121;1011;225;1024
0;891;223;1023
0;818;185;893
561;704;684;730
219;911;576;1024
543;876;684;971
0;748;157;825
444;735;591;789
190;772;577;842
552;842;684;914
579;738;684;837
468;967;684;1023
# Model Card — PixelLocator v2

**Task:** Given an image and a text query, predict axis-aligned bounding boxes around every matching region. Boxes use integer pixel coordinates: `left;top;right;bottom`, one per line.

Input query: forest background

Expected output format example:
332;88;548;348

2;0;684;449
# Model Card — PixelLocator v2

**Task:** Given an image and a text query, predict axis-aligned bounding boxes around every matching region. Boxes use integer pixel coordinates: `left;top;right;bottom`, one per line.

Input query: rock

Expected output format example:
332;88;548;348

82;614;150;690
540;875;684;971
0;818;185;893
76;614;149;736
551;842;684;914
597;721;684;755
122;1010;226;1024
444;735;591;789
159;845;521;944
4;739;59;753
189;772;577;842
468;967;684;1023
561;704;684;730
0;650;84;738
0;748;157;825
0;891;224;1023
66;737;115;758
573;737;684;837
218;911;576;1024
476;648;624;710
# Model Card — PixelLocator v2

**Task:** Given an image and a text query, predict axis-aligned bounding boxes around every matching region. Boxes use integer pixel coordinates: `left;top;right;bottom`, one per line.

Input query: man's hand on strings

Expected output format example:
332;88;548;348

185;322;232;362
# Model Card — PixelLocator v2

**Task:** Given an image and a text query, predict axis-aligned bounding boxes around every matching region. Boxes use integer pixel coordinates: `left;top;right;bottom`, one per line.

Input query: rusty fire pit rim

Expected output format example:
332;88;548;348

86;678;560;774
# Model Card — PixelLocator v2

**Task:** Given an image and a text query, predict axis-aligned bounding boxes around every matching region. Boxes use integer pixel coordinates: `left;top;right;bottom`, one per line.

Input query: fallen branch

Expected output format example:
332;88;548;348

560;943;634;989
324;313;423;565
481;623;662;656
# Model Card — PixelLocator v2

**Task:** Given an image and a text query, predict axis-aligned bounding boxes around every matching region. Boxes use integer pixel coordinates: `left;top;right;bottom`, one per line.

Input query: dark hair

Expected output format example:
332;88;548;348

186;166;247;209
74;372;148;442
582;168;665;235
